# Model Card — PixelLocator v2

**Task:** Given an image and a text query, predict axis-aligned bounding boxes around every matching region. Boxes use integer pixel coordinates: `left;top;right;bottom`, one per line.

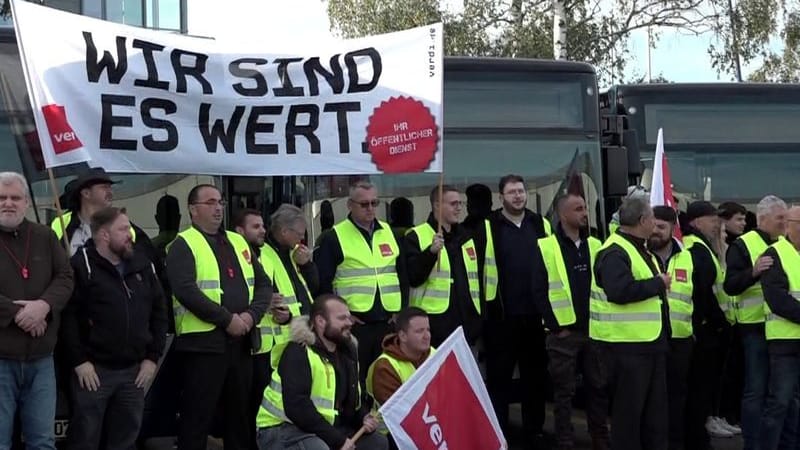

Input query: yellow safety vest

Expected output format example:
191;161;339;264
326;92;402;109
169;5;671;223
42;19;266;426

765;238;800;340
735;231;770;324
52;210;137;242
172;227;255;335
332;220;401;313
537;234;602;327
666;249;694;339
257;345;347;428
683;234;736;324
408;223;481;314
589;233;663;343
484;220;498;302
254;244;311;355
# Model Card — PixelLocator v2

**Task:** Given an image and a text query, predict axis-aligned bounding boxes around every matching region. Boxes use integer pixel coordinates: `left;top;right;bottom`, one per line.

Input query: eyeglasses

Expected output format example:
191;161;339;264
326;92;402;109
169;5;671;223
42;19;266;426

192;199;226;207
350;199;380;209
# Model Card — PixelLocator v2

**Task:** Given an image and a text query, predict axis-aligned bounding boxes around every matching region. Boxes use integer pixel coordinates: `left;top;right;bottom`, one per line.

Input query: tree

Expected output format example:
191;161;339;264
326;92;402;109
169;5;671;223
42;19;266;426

326;0;713;84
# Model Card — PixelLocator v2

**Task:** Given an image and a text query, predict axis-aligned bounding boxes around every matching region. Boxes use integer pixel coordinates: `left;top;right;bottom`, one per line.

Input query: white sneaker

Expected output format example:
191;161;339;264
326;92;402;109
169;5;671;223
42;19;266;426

705;417;734;438
714;417;742;435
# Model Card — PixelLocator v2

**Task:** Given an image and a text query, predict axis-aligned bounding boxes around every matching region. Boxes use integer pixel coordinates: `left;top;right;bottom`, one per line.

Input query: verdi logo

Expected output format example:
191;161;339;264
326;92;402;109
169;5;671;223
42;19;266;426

41;104;83;154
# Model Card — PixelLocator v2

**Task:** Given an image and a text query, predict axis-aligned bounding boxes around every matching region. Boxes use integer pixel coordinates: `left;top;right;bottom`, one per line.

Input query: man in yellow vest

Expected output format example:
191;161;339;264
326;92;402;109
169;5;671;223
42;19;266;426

405;185;482;347
256;294;386;450
533;193;608;450
724;195;787;450
758;206;800;450
591;196;671;450
166;184;272;450
314;181;408;384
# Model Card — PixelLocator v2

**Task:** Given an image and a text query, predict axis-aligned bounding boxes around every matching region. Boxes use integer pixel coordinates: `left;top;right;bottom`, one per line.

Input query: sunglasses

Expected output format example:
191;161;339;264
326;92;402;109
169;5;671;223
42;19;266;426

351;199;380;209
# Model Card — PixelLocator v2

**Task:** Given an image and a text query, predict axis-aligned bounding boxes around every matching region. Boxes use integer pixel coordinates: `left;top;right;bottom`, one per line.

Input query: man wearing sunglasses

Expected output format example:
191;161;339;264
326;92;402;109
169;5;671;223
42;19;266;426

315;181;409;386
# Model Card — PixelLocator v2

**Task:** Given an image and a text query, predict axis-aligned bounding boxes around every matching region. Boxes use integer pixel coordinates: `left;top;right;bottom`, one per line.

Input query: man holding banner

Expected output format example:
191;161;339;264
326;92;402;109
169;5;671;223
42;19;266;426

315;181;408;385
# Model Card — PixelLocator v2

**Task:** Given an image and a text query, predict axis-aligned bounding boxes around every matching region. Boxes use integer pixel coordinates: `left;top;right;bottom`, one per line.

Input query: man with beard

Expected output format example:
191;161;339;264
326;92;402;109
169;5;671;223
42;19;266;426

0;172;73;450
235;206;319;450
256;294;386;450
724;195;788;450
405;185;482;347
61;207;167;450
315;181;408;386
167;184;272;450
485;174;552;449
534;194;608;450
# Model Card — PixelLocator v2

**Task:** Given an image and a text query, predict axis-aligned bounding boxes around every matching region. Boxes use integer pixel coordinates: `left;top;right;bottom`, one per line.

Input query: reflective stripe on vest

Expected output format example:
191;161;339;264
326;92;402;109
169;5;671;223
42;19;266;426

765;238;800;340
589;233;663;343
253;243;311;355
172;228;255;335
332;220;401;313
736;231;770;324
666;250;694;338
52;211;138;243
408;223;480;315
537;234;601;327
484;220;498;302
683;234;736;324
257;346;343;428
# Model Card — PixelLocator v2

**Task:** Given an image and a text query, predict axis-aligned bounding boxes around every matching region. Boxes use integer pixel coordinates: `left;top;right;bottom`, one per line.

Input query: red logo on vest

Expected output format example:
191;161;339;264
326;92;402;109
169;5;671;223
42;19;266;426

379;243;393;257
674;268;688;283
466;247;476;260
242;249;251;264
41;104;83;154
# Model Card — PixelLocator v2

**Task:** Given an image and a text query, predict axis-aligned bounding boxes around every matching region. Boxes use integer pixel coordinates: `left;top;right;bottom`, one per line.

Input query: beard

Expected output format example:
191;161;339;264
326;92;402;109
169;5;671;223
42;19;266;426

647;235;671;251
110;240;134;260
502;199;526;215
323;323;352;346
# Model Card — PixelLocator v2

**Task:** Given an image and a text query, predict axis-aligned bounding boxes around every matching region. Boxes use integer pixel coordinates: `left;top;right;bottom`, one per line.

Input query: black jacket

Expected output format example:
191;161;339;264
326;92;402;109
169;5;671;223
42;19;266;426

593;231;669;352
533;224;592;333
404;214;482;344
314;216;409;322
262;233;319;317
761;240;800;353
488;208;550;319
724;229;775;334
166;225;272;353
278;318;367;449
683;230;730;336
61;242;168;368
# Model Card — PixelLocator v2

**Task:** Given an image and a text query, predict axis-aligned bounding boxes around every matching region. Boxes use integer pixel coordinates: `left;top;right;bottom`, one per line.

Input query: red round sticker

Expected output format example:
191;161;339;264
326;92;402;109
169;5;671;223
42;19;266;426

365;96;439;173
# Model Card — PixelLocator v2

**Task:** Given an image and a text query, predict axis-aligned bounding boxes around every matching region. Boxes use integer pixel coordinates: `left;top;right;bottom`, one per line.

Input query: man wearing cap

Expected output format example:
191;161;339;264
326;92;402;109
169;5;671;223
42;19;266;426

724;195;788;450
680;202;736;449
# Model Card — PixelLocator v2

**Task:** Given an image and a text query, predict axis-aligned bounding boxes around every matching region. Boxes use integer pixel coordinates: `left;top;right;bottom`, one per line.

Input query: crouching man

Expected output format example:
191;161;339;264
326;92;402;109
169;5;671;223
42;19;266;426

256;294;387;450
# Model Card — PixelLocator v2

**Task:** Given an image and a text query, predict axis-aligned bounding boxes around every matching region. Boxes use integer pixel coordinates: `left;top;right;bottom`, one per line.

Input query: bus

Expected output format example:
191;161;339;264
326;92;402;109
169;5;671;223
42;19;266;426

600;83;800;210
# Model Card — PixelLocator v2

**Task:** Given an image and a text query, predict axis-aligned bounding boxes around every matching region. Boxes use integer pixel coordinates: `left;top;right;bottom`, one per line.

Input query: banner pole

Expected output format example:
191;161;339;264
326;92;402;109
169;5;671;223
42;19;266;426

47;168;69;251
436;171;444;271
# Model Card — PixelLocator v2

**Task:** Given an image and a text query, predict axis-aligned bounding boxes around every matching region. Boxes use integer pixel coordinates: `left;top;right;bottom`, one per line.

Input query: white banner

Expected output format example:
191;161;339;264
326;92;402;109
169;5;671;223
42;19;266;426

379;328;506;450
11;0;443;175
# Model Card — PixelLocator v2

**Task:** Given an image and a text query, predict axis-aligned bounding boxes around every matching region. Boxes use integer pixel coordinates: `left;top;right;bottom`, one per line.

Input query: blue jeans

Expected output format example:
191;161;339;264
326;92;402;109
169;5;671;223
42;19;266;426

759;353;800;450
742;332;769;450
0;356;57;450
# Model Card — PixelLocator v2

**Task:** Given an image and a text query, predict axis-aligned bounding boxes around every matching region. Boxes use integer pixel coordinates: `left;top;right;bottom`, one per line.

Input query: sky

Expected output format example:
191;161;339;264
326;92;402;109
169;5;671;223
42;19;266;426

189;0;757;84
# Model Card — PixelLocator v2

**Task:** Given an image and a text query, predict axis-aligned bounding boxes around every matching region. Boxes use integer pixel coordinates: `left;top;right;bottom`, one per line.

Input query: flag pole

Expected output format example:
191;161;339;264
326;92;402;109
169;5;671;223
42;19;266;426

436;170;444;271
47;168;69;251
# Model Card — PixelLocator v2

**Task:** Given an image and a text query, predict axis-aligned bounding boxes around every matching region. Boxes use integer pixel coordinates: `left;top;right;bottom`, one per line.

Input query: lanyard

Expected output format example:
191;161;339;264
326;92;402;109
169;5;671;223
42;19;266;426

0;225;32;280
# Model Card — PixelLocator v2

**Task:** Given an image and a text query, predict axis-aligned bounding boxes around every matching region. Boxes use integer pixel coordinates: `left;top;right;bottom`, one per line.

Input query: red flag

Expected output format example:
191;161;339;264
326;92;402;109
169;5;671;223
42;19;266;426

380;328;506;449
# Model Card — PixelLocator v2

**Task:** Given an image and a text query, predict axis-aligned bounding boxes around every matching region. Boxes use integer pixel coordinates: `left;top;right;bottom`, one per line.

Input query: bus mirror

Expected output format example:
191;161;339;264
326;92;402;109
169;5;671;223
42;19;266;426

602;145;629;196
622;130;642;177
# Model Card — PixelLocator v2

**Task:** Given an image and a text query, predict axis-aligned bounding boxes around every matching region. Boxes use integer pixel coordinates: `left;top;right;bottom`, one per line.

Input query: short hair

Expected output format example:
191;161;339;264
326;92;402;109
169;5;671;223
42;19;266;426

90;206;127;235
232;208;262;229
395;307;429;333
498;174;525;194
756;195;787;218
555;193;584;215
653;205;677;224
348;181;375;199
311;294;348;322
429;185;459;207
187;184;220;206
718;202;747;220
0;172;29;199
618;197;652;227
270;204;305;232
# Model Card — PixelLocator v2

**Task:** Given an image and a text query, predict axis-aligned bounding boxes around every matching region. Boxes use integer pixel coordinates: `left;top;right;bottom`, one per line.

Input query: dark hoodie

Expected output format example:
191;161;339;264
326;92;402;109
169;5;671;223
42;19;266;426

369;333;432;405
277;317;367;449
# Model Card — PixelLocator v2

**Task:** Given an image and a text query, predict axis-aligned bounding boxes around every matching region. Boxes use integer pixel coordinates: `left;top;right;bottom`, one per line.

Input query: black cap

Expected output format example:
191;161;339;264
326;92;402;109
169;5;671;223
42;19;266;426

686;201;722;222
72;167;119;193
